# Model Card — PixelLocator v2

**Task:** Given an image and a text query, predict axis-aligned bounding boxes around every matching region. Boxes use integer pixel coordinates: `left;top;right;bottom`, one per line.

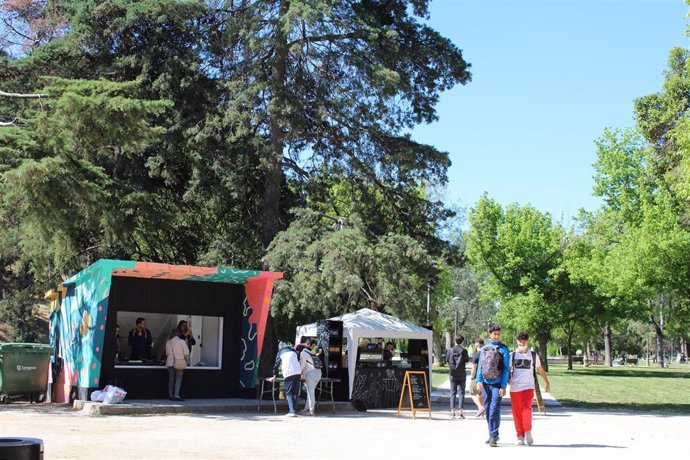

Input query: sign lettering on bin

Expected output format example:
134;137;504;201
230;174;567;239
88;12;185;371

16;365;38;371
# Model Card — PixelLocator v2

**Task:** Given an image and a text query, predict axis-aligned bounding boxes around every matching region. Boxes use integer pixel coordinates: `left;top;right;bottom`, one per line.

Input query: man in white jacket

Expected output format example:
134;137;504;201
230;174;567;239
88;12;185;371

270;342;301;417
165;333;190;401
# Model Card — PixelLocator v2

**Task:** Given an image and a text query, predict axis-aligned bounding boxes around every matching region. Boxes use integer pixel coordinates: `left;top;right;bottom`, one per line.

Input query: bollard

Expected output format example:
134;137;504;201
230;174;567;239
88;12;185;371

0;438;44;460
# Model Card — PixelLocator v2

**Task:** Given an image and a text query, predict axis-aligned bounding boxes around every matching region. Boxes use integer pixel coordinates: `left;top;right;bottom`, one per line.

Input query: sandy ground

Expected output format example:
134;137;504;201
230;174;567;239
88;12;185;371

0;402;688;459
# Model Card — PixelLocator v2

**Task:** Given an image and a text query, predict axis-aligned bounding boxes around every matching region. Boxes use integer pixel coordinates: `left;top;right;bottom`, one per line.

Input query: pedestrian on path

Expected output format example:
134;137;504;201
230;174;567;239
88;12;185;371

469;338;486;417
476;324;510;447
509;331;551;446
445;334;470;419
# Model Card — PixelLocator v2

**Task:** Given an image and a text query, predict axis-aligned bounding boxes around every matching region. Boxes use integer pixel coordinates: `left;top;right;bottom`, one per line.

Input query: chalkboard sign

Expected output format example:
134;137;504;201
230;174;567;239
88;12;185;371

397;370;431;419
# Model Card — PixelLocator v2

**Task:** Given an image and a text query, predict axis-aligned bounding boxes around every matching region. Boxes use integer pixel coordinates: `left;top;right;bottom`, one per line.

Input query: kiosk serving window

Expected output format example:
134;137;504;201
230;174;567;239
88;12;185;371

115;311;223;369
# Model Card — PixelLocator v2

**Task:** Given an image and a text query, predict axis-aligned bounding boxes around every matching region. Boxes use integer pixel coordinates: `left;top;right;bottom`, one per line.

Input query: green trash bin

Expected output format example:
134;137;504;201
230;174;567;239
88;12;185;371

0;343;52;404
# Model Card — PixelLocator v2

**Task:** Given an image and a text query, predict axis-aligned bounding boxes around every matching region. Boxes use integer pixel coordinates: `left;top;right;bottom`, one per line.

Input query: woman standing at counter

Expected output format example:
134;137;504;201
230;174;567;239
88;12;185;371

165;331;190;401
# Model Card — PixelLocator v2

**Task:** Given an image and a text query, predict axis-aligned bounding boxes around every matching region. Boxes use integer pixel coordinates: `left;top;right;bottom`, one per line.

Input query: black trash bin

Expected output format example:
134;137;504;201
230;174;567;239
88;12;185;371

0;343;52;404
0;437;44;460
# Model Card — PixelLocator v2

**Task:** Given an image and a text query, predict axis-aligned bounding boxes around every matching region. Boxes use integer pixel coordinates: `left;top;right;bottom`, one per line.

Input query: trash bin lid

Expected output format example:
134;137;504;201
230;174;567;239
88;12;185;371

0;343;53;353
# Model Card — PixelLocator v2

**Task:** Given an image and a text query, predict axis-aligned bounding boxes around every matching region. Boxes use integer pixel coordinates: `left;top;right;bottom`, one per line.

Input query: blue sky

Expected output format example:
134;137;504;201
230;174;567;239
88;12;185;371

413;0;690;225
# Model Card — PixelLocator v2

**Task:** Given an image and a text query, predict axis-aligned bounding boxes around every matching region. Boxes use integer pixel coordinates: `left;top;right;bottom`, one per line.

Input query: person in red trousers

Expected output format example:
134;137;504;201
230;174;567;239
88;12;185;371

508;331;551;446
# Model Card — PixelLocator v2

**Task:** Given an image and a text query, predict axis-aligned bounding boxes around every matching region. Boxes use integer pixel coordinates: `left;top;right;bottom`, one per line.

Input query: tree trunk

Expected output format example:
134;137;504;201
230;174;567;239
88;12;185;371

603;322;612;366
432;329;444;366
566;325;574;371
653;321;664;368
262;0;290;251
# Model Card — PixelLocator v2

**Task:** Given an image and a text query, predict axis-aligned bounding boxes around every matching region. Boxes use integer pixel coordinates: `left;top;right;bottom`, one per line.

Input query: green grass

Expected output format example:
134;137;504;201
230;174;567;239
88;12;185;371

431;364;690;414
547;364;690;414
432;367;450;388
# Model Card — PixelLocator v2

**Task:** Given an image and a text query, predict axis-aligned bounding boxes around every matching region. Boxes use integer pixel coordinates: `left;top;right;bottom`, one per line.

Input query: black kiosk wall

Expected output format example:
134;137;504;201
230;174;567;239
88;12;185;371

316;320;343;378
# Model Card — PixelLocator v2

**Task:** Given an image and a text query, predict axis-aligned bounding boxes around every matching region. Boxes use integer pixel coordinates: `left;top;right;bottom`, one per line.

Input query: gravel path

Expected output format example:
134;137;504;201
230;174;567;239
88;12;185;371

0;402;687;458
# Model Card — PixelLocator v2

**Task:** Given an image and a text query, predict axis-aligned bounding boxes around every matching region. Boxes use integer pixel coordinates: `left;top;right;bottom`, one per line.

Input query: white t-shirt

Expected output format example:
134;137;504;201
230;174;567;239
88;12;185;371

279;349;302;378
509;350;541;392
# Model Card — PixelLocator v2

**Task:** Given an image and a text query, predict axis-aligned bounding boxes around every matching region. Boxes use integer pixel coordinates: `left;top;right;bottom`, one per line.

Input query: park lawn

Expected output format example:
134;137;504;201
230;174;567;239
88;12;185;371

432;367;450;388
547;364;690;414
433;363;690;414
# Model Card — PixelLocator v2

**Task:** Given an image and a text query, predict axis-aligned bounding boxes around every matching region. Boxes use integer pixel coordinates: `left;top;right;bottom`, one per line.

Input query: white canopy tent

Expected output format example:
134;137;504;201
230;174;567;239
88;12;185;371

295;308;433;398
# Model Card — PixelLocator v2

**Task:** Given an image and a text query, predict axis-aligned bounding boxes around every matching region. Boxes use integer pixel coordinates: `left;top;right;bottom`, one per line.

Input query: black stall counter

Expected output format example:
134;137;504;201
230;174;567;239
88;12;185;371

351;367;429;409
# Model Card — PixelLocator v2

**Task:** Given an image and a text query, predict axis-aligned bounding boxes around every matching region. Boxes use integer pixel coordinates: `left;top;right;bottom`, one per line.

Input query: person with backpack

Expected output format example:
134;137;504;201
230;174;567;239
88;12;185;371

476;324;511;447
445;335;470;419
509;331;551;446
299;338;323;416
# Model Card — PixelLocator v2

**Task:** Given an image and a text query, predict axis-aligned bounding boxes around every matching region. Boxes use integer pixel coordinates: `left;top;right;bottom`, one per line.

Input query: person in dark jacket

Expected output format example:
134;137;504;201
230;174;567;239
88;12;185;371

128;318;153;360
177;320;196;361
445;335;470;419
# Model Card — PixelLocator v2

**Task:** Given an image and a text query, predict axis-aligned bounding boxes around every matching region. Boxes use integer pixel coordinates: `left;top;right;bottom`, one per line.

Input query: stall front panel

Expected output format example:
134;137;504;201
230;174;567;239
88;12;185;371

100;276;245;398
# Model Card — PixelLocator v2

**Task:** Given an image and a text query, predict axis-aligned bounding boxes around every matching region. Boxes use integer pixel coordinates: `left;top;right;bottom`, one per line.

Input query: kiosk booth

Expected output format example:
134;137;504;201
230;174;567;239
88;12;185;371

46;259;282;402
296;309;432;408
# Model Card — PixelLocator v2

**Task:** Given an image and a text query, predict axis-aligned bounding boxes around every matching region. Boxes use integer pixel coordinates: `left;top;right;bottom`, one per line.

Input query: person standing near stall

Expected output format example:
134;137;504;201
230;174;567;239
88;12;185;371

299;339;323;416
165;331;190;401
445;335;469;419
270;342;301;417
476;324;510;447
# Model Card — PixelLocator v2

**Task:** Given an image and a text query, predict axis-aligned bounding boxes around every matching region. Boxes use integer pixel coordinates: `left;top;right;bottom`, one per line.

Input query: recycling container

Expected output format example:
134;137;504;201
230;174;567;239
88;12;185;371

0;343;52;404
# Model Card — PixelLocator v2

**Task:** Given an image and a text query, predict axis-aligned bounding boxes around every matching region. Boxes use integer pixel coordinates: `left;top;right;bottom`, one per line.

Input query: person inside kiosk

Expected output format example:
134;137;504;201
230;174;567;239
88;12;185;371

115;311;223;369
356;338;429;369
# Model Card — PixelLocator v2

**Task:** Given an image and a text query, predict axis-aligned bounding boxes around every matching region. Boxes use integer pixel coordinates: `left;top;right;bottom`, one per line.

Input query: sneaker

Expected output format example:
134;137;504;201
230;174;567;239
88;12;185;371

458;412;465;419
450;411;456;419
489;437;498;447
516;437;525;446
476;409;485;417
485;436;499;444
285;412;297;417
525;432;533;446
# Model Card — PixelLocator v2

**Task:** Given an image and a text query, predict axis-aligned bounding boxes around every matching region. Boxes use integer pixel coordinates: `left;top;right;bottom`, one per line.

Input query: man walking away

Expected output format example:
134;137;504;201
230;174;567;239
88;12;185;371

476;324;510;447
270;342;302;417
445;335;469;419
509;331;551;446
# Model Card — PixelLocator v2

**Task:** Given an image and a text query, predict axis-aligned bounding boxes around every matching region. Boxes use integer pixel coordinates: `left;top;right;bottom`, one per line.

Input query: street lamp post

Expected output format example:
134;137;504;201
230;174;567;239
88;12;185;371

426;261;437;326
451;296;460;337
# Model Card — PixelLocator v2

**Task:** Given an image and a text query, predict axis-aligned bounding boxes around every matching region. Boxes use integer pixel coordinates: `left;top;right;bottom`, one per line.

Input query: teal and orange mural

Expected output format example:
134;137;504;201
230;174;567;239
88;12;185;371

47;259;282;400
